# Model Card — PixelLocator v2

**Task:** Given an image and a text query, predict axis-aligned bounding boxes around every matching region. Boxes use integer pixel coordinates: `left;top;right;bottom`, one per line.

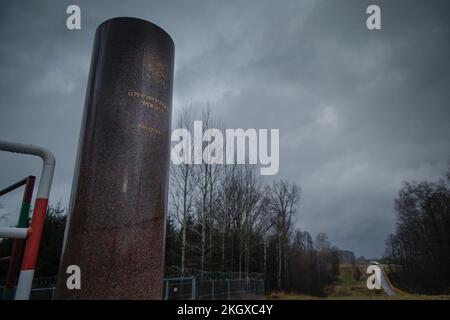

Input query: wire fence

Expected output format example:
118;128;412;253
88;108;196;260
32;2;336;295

163;277;265;300
0;270;265;300
163;267;265;300
0;275;56;300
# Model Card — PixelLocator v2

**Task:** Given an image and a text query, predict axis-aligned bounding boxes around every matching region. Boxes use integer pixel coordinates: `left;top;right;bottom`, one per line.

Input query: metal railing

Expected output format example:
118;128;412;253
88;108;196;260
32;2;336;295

0;175;35;300
0;140;56;300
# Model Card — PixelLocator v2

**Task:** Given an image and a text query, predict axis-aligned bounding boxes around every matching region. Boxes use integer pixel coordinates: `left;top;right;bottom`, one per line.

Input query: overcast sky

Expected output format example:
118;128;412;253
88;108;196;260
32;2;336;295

0;0;449;258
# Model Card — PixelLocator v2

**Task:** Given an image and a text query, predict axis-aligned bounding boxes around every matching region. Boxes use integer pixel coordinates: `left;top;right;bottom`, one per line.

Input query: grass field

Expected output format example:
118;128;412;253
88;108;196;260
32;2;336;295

268;264;450;300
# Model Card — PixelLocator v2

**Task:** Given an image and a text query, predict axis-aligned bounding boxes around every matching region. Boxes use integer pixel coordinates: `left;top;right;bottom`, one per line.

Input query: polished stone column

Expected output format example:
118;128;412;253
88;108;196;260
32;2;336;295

54;17;174;299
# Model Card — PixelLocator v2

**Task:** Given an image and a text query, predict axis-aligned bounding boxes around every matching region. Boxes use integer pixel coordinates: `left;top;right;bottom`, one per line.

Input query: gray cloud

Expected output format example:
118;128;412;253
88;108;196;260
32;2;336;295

0;0;449;257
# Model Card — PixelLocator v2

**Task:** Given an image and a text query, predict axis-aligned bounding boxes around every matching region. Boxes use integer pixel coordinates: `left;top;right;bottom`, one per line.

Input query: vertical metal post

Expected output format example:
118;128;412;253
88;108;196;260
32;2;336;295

227;279;230;300
191;276;196;300
164;279;169;300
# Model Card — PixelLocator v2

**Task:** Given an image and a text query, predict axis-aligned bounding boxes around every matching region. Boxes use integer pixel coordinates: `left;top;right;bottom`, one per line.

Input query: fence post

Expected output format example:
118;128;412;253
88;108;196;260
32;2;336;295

263;279;265;295
211;280;214;300
191;276;196;300
164;279;169;300
227;279;230;300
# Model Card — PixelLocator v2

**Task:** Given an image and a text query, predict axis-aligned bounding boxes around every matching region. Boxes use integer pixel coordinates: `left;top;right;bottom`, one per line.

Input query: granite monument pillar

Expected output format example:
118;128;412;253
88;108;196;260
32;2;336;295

54;17;174;299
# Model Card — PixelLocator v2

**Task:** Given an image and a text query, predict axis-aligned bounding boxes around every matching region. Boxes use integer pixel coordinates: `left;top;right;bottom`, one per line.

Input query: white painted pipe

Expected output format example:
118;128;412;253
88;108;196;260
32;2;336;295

0;140;55;198
0;227;29;239
0;140;55;300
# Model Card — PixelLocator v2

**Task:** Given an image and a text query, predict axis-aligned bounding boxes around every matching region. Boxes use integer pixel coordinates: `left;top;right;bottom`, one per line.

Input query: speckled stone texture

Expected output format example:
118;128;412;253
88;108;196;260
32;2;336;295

54;18;174;299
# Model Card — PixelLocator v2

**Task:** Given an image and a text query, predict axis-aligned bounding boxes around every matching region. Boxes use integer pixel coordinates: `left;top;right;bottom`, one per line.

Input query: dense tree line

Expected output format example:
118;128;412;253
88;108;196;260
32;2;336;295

166;106;339;295
287;231;340;295
384;168;450;294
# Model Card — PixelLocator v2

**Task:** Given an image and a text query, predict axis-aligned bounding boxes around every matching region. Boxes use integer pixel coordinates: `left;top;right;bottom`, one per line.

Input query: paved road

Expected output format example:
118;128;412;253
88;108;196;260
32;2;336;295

379;267;397;296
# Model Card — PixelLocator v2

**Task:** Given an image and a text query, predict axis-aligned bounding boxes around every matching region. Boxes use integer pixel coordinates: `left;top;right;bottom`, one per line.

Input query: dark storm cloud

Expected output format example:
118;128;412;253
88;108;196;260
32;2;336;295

212;0;450;257
0;0;449;257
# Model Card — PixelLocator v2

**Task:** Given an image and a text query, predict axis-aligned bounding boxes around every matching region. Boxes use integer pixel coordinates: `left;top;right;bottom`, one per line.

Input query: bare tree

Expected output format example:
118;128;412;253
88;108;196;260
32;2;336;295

169;106;196;274
266;180;300;289
384;167;450;294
